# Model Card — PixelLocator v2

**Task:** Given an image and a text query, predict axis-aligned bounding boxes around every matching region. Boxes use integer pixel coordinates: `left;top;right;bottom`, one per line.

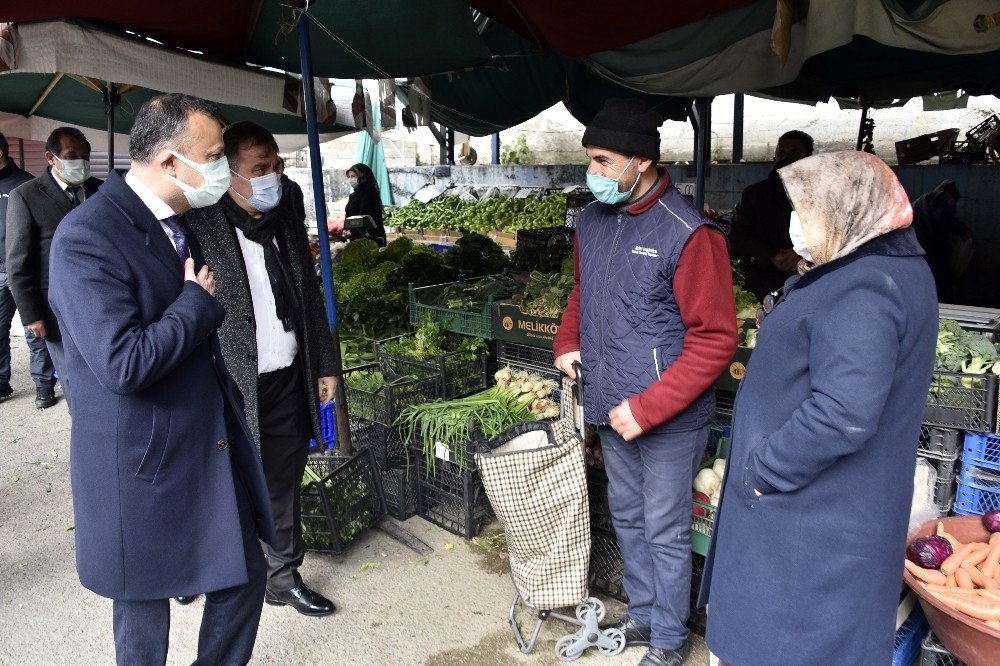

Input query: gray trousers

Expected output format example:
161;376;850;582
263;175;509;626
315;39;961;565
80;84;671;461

600;424;710;650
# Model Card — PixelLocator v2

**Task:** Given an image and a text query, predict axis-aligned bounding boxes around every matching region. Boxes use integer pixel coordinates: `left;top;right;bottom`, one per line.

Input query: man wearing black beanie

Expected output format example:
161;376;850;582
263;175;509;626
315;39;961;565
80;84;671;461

554;98;738;666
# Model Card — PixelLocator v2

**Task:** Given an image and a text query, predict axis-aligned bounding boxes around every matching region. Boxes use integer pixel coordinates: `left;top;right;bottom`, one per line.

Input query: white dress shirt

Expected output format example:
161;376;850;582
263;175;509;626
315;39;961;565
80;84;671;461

234;226;298;374
51;167;87;204
124;170;182;250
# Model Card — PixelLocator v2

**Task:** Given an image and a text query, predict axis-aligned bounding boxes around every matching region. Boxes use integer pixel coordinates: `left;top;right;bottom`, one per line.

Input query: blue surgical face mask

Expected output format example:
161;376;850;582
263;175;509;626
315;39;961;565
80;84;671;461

788;210;813;262
231;170;282;213
586;156;639;205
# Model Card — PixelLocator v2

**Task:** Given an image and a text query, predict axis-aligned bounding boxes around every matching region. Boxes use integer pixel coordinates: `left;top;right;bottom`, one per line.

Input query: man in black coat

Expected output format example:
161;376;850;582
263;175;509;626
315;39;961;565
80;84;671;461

730;130;813;301
6;127;102;405
187;121;339;617
0;131;54;404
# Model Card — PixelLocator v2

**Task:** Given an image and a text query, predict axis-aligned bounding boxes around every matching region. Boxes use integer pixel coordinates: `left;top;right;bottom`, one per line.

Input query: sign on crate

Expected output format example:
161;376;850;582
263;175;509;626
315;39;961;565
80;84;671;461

494;303;559;350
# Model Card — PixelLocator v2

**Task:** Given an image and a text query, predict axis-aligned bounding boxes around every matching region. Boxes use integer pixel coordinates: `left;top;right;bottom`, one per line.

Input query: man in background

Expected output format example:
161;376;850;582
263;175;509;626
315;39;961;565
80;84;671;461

6;127;101;405
911;179;970;302
730;130;814;300
0;130;54;404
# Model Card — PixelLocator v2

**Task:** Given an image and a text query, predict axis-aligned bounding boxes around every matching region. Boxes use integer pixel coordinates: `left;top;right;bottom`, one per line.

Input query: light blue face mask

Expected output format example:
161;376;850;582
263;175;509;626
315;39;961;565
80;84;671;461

231;170;283;213
586;156;639;205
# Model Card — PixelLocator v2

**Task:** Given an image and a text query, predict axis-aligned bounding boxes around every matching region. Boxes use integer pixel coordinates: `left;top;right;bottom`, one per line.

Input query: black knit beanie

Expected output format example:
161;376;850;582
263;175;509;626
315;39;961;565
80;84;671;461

582;98;663;161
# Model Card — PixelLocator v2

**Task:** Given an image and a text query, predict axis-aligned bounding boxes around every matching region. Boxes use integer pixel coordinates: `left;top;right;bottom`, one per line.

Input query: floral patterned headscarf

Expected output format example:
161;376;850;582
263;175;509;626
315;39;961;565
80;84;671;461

777;151;913;267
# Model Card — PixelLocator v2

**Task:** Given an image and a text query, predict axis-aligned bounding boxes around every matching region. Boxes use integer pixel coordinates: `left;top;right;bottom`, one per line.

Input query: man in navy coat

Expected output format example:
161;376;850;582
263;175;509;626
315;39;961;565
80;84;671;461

48;93;276;665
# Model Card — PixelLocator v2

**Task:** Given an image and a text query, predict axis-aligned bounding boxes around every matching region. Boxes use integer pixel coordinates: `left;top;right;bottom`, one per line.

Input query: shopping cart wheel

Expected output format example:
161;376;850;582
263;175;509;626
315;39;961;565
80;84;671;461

575;597;606;624
597;628;626;657
555;633;584;662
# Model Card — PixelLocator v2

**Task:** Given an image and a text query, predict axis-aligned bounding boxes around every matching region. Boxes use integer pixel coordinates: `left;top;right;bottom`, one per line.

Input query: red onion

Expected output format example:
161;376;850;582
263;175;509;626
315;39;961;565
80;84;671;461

906;535;953;569
983;510;1000;533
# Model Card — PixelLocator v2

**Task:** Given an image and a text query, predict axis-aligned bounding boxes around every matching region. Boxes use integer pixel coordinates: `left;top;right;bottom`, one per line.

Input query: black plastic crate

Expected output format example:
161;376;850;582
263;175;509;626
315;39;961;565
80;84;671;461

715;389;736;420
919;425;962;460
512;226;574;271
300;449;385;554
349;416;407;471
590;528;627;603
414;447;492;539
376;333;489;400
496;340;556;376
344;363;438;428
924;371;997;432
564;190;595;228
381;463;419;521
920;631;965;666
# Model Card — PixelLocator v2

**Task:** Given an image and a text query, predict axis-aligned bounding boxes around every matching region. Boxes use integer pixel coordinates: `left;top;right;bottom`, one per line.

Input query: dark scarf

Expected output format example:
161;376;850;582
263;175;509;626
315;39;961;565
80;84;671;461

221;196;300;332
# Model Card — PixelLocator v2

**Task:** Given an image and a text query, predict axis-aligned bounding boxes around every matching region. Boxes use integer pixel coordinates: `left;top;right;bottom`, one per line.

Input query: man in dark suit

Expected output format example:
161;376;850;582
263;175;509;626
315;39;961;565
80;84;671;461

0;130;53;404
6;127;102;406
48;94;276;665
729;130;813;301
187;121;339;616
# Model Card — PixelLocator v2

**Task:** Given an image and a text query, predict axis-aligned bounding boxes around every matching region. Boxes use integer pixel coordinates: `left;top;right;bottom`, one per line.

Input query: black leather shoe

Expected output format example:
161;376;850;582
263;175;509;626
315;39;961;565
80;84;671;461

598;615;652;647
0;383;12;402
35;387;56;409
174;595;199;605
265;583;335;617
638;643;691;666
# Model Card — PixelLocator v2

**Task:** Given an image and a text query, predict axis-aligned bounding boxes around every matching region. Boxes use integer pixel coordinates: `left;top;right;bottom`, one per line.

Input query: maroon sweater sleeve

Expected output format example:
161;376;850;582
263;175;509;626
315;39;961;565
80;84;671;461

628;228;739;431
552;237;582;358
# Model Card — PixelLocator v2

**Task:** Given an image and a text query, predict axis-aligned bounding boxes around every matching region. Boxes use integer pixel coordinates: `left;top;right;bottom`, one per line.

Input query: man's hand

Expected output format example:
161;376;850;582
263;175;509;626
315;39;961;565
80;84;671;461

772;249;803;275
184;258;216;297
25;320;47;339
318;376;338;404
609;399;643;442
555;351;582;379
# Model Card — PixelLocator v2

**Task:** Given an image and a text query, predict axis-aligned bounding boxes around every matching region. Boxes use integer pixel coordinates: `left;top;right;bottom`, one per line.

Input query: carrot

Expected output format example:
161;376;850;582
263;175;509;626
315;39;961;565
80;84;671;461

987;620;1000;629
965;544;992;568
985;578;1000;591
963;564;989;588
905;560;948;585
939;530;961;549
925;586;1000;621
937;521;945;536
941;543;976;576
956;567;975;589
947;573;957;588
980;536;1000;580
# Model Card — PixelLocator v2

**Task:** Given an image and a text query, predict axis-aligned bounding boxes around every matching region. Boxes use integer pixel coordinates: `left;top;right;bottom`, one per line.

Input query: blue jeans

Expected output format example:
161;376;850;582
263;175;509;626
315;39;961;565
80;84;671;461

0;271;55;389
600;424;709;650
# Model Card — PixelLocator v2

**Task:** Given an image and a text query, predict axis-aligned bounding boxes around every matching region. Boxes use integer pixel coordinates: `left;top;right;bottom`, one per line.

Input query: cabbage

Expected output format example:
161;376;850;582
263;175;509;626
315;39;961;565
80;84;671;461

906;535;953;569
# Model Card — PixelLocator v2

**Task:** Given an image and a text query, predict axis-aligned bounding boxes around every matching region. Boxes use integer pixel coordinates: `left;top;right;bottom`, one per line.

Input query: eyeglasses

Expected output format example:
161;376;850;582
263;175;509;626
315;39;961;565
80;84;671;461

755;288;785;328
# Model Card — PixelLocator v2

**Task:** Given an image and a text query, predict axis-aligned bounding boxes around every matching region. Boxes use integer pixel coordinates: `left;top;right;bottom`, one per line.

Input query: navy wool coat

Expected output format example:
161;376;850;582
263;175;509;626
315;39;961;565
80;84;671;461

48;171;276;601
702;229;937;665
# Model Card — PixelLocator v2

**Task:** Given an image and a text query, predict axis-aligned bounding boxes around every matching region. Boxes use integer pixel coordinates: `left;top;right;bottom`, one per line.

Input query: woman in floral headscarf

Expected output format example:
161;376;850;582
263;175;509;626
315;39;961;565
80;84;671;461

701;152;938;666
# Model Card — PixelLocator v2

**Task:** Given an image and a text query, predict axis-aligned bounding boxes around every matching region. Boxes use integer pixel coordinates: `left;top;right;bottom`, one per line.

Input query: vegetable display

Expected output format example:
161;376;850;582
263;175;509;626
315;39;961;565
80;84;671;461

300;466;372;548
381;314;485;364
442;232;512;278
421;275;520;312
905;522;1000;626
515;255;575;318
935;319;1000;377
692;456;726;508
734;286;761;321
397;366;558;470
385;193;568;235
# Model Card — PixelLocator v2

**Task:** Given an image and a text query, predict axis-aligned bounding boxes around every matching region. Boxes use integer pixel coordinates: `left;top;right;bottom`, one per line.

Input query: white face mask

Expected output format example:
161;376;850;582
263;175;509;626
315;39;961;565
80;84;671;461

347;177;358;190
169;151;231;209
788;210;813;262
54;156;91;185
231;170;282;213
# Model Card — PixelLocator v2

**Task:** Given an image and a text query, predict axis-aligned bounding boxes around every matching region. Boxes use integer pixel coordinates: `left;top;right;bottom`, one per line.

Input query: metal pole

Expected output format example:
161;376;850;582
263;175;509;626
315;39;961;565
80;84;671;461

733;93;744;163
691;98;712;211
491;133;500;164
297;8;351;454
105;83;118;174
446;128;455;165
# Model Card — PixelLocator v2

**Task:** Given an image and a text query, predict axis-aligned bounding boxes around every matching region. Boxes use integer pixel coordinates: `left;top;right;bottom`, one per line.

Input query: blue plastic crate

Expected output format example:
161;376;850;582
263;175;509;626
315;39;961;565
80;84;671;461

963;432;1000;473
952;464;1000;515
893;603;928;666
308;402;337;450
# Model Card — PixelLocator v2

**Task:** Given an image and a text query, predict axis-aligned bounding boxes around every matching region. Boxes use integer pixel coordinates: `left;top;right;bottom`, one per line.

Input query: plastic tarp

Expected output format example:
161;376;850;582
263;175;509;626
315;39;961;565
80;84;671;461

0;21;355;148
354;96;394;206
2;0;494;80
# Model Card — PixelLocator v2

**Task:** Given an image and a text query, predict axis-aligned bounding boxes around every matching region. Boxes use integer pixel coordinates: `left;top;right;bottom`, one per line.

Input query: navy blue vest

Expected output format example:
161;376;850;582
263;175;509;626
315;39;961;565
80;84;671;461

576;178;717;431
